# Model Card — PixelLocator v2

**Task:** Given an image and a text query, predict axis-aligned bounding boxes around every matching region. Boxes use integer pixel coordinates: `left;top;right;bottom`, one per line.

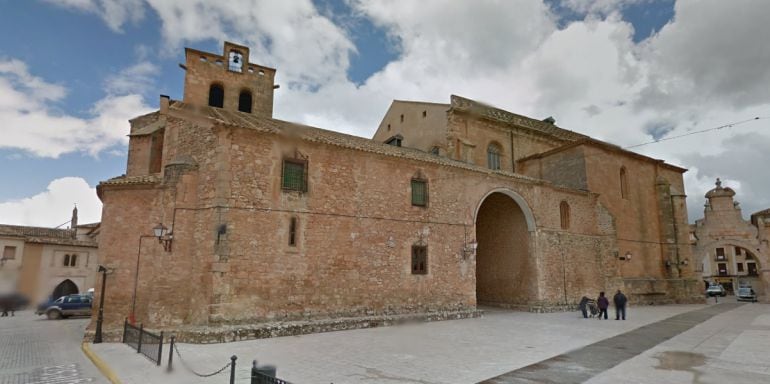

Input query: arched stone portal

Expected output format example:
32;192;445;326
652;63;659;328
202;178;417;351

475;190;536;307
52;279;79;300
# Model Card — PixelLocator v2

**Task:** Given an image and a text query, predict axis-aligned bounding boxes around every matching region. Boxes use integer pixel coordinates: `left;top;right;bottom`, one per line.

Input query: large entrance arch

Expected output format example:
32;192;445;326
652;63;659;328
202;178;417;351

475;189;536;307
52;279;79;300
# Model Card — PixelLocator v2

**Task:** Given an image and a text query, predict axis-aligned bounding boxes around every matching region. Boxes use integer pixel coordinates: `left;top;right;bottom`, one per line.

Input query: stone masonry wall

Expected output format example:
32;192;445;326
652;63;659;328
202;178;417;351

94;111;622;335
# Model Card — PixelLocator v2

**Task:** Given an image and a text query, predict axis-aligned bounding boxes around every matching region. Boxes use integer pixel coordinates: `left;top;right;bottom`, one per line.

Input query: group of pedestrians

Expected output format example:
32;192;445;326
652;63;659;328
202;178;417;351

0;295;16;317
579;289;627;320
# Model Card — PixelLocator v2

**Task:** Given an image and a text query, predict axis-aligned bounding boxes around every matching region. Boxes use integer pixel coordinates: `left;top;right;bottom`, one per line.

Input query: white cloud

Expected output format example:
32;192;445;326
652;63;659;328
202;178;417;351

0;177;101;227
104;61;158;94
45;0;145;32
0;58;154;157
38;0;770;221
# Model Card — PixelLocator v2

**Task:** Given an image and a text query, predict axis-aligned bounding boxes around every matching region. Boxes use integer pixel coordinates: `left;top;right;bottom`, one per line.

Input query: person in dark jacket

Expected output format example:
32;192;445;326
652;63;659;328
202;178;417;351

578;296;590;318
597;292;609;320
614;290;627;320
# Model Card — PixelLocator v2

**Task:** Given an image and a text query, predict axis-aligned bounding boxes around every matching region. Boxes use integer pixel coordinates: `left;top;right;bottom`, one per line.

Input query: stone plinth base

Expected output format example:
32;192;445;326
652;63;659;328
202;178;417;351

623;278;706;305
84;309;483;344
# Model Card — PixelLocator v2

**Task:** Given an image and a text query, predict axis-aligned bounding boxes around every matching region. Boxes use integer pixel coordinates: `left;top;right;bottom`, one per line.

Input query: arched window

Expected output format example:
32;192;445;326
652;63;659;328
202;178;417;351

560;201;570;230
620;166;628;199
487;143;502;170
238;90;252;113
63;254;70;267
208;84;224;108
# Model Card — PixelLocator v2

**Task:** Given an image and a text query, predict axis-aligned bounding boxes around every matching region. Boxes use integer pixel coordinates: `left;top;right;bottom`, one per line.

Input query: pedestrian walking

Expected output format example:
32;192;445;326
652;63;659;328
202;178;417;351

613;289;627;320
597;292;609;320
0;296;9;317
578;296;590;318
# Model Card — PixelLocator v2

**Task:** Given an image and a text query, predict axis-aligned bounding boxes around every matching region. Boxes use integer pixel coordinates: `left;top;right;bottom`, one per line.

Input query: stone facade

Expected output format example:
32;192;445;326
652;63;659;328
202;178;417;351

0;209;100;303
691;179;770;300
91;42;702;342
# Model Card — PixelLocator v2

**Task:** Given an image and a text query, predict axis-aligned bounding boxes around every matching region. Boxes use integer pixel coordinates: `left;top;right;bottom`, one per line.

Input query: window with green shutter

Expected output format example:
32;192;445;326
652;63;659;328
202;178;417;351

282;159;307;192
411;179;428;207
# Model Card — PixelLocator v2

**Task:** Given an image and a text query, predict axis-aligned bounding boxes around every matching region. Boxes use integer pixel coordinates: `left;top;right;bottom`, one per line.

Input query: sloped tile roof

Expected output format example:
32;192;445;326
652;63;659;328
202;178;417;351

100;174;161;186
167;101;542;183
0;224;98;247
449;95;588;141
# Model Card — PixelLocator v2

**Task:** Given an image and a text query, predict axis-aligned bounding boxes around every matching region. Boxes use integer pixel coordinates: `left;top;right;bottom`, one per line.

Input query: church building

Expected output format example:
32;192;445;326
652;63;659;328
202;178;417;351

91;42;703;342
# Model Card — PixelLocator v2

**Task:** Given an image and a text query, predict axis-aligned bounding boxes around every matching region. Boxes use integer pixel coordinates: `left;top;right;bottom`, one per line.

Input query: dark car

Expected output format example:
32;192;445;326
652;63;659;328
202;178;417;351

35;294;92;320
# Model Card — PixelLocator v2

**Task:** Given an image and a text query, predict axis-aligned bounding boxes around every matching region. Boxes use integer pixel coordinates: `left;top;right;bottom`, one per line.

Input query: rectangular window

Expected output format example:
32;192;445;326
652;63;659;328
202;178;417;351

737;263;744;272
282;159;307;192
718;263;728;276
2;246;16;260
734;247;741;256
411;179;428;207
748;263;758;276
716;247;725;260
288;217;297;246
411;245;427;275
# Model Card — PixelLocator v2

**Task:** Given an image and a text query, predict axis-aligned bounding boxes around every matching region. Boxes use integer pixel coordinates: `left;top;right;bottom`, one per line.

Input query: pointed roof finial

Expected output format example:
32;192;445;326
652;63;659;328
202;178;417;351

71;203;78;228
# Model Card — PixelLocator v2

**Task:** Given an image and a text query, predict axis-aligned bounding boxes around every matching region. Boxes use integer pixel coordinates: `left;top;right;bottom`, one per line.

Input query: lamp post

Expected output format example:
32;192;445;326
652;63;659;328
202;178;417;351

129;224;173;324
94;265;108;344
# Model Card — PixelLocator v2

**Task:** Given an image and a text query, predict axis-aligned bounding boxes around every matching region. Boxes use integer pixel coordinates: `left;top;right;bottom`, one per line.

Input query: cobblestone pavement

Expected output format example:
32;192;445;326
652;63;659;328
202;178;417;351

0;310;105;384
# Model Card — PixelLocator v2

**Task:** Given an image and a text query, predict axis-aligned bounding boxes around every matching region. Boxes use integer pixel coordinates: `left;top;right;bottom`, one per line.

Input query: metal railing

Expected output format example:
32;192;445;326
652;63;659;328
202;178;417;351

123;319;164;365
251;361;291;384
165;335;293;383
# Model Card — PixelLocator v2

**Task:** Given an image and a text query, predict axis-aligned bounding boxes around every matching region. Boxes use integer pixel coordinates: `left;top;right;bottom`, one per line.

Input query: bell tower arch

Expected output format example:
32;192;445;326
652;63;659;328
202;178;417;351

182;41;277;117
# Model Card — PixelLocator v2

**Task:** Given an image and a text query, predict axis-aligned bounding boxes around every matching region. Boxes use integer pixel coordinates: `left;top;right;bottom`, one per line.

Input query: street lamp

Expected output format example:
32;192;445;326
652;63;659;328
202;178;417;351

94;265;109;344
130;224;172;324
153;223;173;252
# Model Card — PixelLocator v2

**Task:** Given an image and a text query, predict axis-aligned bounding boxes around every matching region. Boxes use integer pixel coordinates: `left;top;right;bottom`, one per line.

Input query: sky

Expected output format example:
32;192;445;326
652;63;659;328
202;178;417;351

0;0;769;228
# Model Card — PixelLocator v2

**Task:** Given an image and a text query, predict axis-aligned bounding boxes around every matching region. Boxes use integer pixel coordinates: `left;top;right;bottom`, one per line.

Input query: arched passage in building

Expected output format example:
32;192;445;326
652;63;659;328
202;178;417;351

52;279;79;300
474;189;536;307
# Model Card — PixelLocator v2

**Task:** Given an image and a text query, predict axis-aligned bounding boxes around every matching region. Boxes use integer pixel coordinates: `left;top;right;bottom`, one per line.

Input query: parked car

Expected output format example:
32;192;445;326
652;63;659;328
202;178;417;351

35;294;92;320
706;284;726;297
736;287;757;302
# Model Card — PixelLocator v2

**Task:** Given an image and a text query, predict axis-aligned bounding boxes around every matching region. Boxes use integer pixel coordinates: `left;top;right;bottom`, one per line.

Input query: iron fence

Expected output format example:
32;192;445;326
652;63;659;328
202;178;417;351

251;363;291;384
123;319;164;365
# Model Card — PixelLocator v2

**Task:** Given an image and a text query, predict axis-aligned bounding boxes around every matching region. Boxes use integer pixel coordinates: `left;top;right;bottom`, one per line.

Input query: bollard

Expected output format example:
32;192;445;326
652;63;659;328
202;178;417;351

167;336;174;372
122;318;128;343
157;331;164;366
230;355;237;384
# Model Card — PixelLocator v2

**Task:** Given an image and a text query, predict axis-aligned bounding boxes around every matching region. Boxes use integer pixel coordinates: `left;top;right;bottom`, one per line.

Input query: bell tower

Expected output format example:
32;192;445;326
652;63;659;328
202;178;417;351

181;41;277;117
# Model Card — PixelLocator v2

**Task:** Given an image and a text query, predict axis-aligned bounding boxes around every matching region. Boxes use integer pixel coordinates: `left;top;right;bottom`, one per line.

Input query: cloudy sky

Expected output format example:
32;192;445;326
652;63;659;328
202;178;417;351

1;0;768;227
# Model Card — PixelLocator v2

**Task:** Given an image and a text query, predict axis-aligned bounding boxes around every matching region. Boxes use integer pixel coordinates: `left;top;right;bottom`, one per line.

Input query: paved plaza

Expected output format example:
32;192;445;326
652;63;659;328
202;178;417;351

86;300;770;383
0;310;105;384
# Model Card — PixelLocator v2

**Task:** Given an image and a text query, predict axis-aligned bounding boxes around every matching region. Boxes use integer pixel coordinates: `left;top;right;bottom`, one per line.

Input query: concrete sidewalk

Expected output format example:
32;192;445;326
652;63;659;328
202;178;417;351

586;302;770;384
89;304;706;384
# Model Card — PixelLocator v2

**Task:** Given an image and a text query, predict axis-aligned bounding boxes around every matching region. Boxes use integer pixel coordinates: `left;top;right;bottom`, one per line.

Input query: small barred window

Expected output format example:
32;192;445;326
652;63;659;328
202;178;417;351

282;159;308;192
411;179;428;207
412;245;427;275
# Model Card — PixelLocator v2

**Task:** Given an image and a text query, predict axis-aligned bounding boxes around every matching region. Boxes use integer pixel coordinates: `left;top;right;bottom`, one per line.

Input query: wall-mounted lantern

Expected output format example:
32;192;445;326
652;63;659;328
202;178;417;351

463;240;478;259
153;223;173;252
